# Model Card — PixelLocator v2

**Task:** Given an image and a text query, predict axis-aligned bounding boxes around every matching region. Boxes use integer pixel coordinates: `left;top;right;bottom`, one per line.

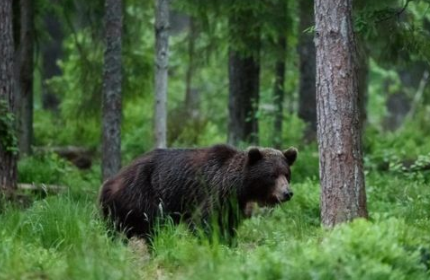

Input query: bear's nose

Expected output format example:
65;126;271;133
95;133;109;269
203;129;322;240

283;191;293;201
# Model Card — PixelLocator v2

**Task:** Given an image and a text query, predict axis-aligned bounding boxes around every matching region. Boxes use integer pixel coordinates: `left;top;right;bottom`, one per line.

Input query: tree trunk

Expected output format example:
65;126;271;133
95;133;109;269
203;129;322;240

102;0;123;181
228;52;260;146
17;0;34;155
154;0;170;149
41;8;62;111
298;0;317;142
227;10;260;146
0;0;18;195
315;0;368;227
273;35;286;149
184;17;199;119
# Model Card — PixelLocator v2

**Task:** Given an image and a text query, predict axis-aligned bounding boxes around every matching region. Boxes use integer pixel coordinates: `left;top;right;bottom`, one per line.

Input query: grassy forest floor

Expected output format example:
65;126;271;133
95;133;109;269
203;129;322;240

1;138;430;280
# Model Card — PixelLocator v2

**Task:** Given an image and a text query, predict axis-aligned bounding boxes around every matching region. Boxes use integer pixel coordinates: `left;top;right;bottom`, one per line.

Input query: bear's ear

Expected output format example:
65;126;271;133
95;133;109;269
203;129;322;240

283;147;298;166
247;147;262;164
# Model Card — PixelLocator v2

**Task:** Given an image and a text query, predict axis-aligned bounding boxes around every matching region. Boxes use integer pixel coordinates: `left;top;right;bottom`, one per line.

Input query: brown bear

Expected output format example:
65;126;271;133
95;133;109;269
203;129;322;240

99;144;297;243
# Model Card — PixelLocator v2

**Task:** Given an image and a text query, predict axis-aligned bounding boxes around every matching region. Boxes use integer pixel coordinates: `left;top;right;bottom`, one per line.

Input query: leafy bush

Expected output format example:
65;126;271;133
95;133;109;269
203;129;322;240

18;153;76;185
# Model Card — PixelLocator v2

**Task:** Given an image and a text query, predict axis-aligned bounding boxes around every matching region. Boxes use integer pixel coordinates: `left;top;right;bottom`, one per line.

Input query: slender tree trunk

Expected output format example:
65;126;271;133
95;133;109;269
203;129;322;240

228;10;260;146
273;35;286;149
298;0;317;142
0;0;18;194
102;0;122;181
41;8;62;111
184;17;199;119
154;0;170;149
271;0;287;149
18;0;34;155
315;0;368;227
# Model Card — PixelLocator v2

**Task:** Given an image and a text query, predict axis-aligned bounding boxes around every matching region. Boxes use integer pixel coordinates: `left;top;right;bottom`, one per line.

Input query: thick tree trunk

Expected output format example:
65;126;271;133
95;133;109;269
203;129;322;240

102;0;123;181
298;0;317;142
228;52;260;146
0;0;18;194
315;0;368;227
154;0;170;149
273;35;286;149
18;0;34;155
227;10;260;146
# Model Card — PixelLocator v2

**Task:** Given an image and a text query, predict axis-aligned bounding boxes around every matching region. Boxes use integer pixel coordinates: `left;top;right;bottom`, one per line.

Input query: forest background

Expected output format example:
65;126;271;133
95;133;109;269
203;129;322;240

1;0;430;279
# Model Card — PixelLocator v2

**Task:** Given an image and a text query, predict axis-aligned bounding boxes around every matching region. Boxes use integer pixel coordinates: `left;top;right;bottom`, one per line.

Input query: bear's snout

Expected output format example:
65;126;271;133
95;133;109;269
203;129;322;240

263;175;294;205
281;190;294;202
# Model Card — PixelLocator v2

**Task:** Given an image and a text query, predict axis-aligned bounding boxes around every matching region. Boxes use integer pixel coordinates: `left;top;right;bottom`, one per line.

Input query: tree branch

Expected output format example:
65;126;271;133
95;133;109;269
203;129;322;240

375;0;411;24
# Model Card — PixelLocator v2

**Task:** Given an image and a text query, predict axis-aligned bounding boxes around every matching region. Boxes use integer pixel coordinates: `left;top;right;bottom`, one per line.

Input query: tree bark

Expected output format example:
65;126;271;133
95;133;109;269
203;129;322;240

102;0;123;181
315;0;368;227
17;0;34;155
298;0;317;142
0;0;18;195
272;35;286;149
154;0;170;149
227;10;260;146
271;0;287;149
228;52;260;146
41;8;62;111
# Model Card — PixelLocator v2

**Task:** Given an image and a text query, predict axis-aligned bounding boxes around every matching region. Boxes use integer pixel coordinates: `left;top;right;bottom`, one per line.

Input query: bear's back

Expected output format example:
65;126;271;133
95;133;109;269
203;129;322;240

145;145;241;210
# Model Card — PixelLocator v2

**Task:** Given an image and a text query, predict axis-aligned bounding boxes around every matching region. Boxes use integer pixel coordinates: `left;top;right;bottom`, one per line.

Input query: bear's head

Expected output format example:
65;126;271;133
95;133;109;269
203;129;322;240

243;146;297;207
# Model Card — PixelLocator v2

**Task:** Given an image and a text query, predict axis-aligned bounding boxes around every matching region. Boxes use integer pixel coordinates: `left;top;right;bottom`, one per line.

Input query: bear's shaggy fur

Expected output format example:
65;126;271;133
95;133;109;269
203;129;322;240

99;144;297;241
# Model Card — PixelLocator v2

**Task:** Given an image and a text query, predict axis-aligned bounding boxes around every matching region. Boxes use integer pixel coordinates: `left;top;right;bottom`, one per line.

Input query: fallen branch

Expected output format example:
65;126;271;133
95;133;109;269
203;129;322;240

33;146;94;170
377;159;430;172
34;146;93;157
18;183;67;194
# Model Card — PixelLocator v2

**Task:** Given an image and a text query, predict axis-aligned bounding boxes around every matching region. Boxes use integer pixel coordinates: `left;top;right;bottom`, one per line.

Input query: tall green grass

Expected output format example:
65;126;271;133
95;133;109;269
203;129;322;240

1;147;429;280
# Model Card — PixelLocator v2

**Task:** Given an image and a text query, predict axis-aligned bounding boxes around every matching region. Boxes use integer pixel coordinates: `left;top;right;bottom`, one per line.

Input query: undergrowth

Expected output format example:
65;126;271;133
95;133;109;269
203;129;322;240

1;144;429;280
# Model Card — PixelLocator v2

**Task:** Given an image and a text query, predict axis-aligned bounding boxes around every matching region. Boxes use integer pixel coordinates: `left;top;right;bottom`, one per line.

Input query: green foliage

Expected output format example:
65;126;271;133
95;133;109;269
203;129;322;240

42;2;154;147
121;95;154;162
18;153;100;198
355;0;430;63
18;153;74;185
3;141;429;279
0;100;18;155
284;218;428;280
0;198;140;280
